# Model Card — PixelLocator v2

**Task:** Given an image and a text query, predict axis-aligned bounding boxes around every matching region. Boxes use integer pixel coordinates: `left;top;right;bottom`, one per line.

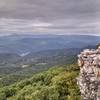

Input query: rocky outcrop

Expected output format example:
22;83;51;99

77;45;100;100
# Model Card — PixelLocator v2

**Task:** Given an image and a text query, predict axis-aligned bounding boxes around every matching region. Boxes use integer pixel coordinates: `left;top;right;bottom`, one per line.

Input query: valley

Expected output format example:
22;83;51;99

0;35;100;100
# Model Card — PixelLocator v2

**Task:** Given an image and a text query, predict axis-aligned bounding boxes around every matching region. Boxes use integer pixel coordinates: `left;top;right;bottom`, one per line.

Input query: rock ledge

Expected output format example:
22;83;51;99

77;46;100;100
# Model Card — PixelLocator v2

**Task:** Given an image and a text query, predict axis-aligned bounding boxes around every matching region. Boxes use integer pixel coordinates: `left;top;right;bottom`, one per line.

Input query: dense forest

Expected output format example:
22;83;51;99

0;64;82;100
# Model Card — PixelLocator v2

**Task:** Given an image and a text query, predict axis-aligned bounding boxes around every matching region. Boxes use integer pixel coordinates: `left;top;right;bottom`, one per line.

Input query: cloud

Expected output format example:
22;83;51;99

0;18;54;34
0;0;100;35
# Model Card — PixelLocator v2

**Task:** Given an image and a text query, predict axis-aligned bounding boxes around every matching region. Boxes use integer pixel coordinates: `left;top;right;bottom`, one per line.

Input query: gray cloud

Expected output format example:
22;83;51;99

0;0;100;35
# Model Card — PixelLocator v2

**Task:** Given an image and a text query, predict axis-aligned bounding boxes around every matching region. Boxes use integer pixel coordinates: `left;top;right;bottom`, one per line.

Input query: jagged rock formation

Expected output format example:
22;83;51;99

77;45;100;100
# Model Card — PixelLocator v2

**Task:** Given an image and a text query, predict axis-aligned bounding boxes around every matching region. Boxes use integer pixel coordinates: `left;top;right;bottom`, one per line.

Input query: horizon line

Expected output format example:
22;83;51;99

0;33;100;37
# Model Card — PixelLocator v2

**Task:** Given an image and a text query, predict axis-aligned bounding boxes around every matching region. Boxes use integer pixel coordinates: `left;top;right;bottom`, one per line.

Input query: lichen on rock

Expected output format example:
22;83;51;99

77;45;100;100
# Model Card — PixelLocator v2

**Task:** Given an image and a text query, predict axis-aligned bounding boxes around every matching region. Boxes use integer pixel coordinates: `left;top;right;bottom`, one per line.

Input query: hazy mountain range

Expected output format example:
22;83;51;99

0;35;99;75
0;35;99;55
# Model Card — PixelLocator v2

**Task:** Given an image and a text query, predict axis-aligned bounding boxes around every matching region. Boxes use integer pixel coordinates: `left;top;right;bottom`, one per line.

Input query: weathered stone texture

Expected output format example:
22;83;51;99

77;46;100;100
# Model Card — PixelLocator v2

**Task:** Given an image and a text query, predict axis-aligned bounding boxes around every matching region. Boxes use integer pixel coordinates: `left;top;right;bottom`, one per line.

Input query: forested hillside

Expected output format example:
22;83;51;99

0;35;98;100
0;48;78;88
0;64;81;100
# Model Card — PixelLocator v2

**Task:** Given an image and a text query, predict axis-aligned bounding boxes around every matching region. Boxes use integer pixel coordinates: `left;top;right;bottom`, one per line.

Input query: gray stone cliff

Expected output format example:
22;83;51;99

77;46;100;100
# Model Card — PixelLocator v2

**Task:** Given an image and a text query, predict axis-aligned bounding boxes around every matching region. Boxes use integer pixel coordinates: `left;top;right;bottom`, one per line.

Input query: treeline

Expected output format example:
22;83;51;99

0;64;81;100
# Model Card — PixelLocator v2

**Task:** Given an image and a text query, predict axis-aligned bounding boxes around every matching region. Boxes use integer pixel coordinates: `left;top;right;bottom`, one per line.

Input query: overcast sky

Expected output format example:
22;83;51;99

0;0;100;35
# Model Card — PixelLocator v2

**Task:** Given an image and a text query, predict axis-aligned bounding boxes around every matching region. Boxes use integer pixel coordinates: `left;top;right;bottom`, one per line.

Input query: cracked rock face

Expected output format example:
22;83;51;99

77;46;100;100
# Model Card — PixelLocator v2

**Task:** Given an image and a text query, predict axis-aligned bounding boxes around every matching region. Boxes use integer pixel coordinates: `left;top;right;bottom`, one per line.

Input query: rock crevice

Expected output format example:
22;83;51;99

77;46;100;100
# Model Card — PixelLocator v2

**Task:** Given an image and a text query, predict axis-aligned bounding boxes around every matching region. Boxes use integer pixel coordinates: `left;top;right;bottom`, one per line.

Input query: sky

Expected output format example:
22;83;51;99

0;0;100;36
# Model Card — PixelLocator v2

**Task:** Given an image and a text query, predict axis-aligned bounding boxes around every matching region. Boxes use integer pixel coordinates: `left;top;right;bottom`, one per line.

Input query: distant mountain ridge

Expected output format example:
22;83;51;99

0;35;100;54
0;35;99;76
